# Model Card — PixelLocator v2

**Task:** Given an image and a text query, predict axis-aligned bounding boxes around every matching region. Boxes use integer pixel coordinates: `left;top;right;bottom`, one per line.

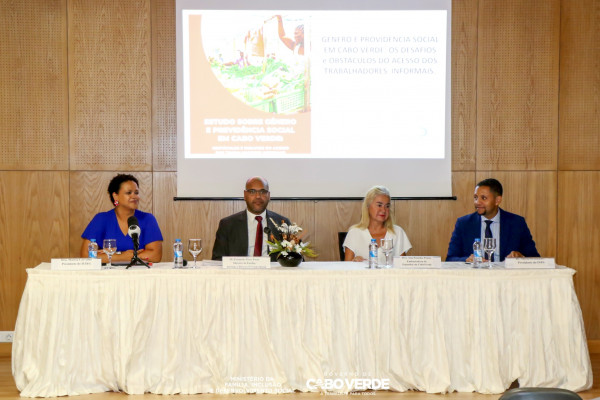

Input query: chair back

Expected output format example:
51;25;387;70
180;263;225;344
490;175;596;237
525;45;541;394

498;388;582;400
338;232;348;261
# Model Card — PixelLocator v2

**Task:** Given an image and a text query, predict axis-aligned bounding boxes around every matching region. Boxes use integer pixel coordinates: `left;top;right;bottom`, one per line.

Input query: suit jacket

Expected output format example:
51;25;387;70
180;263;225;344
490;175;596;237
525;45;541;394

446;208;539;262
212;210;291;261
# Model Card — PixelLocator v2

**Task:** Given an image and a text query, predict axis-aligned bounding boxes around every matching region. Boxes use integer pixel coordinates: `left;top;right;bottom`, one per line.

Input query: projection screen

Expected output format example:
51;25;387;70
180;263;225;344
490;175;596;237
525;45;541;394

176;0;452;198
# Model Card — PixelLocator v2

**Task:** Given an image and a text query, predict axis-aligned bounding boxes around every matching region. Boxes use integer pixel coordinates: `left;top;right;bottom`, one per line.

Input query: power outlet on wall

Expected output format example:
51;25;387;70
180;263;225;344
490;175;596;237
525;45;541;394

0;331;14;342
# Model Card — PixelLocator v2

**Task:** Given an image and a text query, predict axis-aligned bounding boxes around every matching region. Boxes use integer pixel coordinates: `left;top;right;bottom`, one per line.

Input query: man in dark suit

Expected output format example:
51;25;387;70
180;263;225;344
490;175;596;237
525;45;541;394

446;178;540;262
212;176;291;261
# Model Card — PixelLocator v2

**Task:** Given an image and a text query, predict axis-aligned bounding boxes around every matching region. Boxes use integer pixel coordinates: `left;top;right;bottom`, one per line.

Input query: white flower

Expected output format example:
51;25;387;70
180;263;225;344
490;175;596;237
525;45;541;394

267;219;315;258
288;224;302;235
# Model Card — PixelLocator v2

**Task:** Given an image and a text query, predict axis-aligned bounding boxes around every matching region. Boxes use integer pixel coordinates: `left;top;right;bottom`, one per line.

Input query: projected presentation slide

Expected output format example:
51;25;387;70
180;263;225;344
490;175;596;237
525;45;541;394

182;10;447;159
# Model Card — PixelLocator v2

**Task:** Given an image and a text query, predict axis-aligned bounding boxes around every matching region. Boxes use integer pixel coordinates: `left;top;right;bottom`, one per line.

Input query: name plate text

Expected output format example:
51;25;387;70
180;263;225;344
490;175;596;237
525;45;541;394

394;256;442;269
51;258;102;271
505;257;555;269
222;256;271;269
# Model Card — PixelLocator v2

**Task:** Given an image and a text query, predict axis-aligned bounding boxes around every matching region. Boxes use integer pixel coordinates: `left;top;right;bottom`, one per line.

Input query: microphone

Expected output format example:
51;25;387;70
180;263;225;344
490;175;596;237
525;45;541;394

263;226;273;255
124;215;149;269
127;216;141;251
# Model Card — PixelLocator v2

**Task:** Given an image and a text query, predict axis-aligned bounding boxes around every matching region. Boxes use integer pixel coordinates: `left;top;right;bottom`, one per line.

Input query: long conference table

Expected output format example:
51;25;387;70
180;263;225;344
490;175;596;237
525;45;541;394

12;261;593;397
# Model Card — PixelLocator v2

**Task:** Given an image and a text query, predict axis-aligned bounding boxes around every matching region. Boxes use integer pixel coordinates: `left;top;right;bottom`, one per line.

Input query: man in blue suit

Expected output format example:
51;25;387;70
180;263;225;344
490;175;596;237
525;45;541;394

446;178;540;262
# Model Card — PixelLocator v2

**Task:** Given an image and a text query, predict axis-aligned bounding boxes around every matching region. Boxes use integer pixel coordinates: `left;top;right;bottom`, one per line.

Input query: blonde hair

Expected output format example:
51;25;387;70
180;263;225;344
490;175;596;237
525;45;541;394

352;185;395;233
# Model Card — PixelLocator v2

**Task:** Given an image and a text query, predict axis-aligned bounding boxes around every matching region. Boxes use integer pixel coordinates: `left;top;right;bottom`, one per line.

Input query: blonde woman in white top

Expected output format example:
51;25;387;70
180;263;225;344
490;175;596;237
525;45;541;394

343;186;411;262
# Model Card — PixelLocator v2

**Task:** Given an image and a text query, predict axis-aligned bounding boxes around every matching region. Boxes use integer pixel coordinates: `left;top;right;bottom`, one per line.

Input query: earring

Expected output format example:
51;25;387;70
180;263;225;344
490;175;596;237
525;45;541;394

114;200;119;206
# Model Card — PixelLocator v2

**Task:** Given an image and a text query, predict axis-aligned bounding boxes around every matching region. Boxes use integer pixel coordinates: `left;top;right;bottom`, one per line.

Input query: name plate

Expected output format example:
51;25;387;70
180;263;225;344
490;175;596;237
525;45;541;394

222;256;271;269
505;257;555;269
394;256;442;269
51;258;102;271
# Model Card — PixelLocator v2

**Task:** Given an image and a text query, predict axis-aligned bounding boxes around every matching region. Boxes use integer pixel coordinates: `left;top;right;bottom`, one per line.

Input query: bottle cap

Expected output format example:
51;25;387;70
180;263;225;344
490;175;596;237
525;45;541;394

371;239;376;242
474;238;481;242
91;239;96;242
175;238;181;242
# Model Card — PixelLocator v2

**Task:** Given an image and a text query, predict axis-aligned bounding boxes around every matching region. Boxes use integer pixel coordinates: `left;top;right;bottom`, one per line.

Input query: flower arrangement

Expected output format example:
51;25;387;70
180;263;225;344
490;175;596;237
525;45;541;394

266;218;317;258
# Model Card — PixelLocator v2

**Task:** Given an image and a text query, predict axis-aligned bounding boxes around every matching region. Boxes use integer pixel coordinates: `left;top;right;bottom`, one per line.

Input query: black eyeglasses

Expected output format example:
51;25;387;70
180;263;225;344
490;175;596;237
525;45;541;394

245;189;270;196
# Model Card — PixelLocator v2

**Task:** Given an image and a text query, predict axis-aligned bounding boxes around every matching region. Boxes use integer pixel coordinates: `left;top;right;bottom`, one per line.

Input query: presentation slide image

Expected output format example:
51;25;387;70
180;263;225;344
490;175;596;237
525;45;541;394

185;12;311;157
183;9;447;160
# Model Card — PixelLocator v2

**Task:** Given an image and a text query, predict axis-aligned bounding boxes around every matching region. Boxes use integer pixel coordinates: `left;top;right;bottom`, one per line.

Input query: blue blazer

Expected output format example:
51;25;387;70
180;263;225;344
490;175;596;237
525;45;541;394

82;209;163;252
446;208;539;262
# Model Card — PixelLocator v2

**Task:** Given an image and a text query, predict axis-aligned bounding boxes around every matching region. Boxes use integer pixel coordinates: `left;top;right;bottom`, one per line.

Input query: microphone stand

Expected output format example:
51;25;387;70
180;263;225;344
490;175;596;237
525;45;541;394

126;238;150;269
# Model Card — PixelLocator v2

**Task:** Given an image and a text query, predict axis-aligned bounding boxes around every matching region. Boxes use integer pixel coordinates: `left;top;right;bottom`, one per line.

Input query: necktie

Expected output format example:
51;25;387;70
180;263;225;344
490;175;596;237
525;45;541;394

484;220;494;261
484;220;493;239
253;216;263;256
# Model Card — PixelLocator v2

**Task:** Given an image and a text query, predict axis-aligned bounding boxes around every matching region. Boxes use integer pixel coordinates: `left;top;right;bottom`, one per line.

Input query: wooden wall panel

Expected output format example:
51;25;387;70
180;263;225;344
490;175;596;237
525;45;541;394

451;0;478;171
475;171;557;258
151;0;176;171
268;200;317;257
153;173;235;261
268;201;315;232
477;0;559;170
0;172;69;331
0;0;68;170
396;172;476;258
558;172;600;339
558;0;600;170
68;0;152;171
68;172;153;257
314;201;363;261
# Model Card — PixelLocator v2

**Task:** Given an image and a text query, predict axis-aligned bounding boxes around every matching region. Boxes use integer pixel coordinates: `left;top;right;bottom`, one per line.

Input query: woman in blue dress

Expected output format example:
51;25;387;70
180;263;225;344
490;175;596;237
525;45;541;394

80;174;163;263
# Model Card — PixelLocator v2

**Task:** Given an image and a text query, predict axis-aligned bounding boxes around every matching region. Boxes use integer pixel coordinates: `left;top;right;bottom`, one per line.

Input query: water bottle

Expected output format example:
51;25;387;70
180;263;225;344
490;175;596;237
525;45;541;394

368;239;378;269
473;238;483;268
88;239;98;258
173;239;184;268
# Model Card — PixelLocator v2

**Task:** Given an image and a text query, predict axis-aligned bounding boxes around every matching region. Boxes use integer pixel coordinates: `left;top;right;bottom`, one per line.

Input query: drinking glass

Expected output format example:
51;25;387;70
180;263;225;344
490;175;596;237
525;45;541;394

380;238;394;268
103;239;117;269
188;239;203;268
483;237;497;268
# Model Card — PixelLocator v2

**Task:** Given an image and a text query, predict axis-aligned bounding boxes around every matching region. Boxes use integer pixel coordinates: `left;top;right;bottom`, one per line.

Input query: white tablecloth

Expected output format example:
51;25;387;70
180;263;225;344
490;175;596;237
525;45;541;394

12;262;593;397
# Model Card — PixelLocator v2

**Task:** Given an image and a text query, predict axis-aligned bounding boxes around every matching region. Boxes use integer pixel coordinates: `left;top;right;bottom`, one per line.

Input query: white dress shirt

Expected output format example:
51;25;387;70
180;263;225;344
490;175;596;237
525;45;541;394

343;225;412;262
480;211;500;261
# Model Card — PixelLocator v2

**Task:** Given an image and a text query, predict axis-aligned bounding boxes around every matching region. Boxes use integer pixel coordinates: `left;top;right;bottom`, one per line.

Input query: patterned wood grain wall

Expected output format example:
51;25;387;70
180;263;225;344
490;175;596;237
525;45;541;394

0;0;68;170
0;0;598;342
559;0;600;170
477;0;559;171
68;0;152;171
